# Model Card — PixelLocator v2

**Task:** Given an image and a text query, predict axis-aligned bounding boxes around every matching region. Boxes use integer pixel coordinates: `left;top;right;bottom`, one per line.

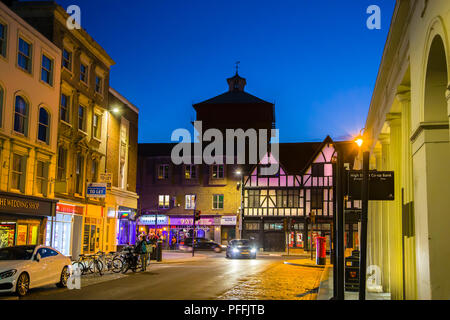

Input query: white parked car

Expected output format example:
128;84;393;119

0;245;71;297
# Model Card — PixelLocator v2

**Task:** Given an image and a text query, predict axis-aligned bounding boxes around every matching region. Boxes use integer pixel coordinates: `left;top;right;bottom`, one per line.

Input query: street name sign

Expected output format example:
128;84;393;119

347;171;394;201
87;183;107;198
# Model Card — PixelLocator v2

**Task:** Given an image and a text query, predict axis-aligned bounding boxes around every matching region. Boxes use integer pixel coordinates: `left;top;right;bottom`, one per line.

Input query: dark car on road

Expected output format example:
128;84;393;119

179;238;222;253
226;239;257;259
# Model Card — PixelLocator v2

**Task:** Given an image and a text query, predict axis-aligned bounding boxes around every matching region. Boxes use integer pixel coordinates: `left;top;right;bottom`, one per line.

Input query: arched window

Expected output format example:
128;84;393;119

38;107;50;143
14;95;28;134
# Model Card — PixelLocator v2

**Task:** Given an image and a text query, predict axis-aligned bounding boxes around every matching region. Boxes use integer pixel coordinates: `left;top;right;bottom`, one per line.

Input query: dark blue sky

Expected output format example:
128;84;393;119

50;0;395;143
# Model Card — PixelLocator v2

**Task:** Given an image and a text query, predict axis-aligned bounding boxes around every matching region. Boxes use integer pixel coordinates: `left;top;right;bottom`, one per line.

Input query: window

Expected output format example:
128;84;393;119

60;94;70;123
80;63;88;83
276;190;288;208
212;165;224;179
92;113;101;139
57;147;67;181
11;154;26;192
245;222;260;231
95;76;102;94
18;38;32;73
0;23;7;57
185;165;196;180
288;189;299;207
36;160;48;195
41;54;53;85
213;194;224;209
311;189;323;209
38;107;50;143
248;190;260;207
75;154;84;195
312;163;324;177
185;195;195;209
264;223;283;231
62;48;71;70
14;95;28;135
158;195;170;209
91;160;98;182
158;164;169;179
78;105;86;131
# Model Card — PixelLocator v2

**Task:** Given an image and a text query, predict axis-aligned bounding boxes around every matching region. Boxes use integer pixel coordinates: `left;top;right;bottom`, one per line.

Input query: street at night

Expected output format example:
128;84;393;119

0;252;324;300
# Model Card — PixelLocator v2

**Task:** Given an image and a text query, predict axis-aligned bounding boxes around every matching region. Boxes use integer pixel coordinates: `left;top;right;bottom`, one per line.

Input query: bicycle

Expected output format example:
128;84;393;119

121;246;142;273
98;251;123;273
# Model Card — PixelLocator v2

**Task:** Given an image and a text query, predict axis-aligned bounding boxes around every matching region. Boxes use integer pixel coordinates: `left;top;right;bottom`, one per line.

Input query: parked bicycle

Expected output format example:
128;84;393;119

72;253;103;276
97;251;123;273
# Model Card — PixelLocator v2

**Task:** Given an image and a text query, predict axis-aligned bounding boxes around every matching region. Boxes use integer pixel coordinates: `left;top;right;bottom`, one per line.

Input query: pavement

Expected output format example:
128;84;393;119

316;264;391;300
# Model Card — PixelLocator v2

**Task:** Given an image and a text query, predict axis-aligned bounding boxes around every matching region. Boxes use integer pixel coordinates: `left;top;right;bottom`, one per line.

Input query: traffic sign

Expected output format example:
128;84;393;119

87;182;107;198
347;170;394;201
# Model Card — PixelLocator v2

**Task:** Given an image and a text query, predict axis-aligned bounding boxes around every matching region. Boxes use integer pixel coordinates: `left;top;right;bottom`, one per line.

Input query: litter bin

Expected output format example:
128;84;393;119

315;236;326;265
156;240;162;262
345;250;360;292
150;244;157;260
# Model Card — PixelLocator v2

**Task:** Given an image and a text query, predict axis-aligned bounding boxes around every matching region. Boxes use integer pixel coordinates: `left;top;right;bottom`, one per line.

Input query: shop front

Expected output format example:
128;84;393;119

0;192;56;248
220;215;237;245
137;214;169;246
117;207;137;246
45;203;84;258
169;216;220;246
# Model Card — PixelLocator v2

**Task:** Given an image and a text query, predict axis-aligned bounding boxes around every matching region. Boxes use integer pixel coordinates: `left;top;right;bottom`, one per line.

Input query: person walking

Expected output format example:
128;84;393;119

138;234;149;271
171;236;177;250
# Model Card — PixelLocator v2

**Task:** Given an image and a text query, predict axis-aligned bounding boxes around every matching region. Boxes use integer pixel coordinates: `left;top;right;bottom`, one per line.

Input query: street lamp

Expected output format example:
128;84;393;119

354;131;369;301
236;170;243;239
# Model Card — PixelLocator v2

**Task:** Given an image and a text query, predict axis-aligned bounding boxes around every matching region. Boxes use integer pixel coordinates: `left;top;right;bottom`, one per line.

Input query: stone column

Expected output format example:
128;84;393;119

378;133;391;293
386;112;403;300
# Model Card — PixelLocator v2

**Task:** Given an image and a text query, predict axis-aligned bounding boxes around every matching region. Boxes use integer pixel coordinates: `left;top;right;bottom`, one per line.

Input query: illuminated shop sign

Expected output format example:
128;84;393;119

170;216;215;226
0;192;56;216
138;215;168;225
220;216;237;225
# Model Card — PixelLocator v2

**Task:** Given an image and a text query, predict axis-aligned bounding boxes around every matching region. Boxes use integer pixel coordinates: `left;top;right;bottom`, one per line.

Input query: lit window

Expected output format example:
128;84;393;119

213;194;224;209
212;165;224;179
185;195;196;209
36;161;48;195
185;165;197;180
158;195;170;209
75;154;84;194
0;23;7;58
38;107;50;143
18;38;32;73
14;95;28;135
93;113;101;139
41;54;53;85
11;154;26;192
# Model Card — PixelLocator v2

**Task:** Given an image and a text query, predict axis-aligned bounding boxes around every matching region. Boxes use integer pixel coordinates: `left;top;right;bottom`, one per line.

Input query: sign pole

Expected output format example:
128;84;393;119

359;151;370;300
336;145;345;300
192;195;196;257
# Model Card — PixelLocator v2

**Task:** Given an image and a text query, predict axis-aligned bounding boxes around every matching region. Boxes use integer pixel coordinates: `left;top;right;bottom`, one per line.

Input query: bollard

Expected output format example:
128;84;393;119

315;236;326;265
156;240;162;262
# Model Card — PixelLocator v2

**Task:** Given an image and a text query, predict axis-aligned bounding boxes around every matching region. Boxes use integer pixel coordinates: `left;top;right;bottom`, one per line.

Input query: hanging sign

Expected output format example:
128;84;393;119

347;171;394;201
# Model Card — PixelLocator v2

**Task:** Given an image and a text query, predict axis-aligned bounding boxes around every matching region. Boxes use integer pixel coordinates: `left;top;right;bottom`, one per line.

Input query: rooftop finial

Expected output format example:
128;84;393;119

235;61;240;75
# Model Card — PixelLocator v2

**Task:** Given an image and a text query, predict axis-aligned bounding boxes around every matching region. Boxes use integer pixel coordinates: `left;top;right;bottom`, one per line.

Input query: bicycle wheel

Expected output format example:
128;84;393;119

89;259;104;274
112;257;124;273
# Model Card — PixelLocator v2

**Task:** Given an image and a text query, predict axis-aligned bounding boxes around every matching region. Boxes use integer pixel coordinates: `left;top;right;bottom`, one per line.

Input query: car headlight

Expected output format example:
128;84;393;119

0;269;17;280
250;248;257;253
232;248;240;253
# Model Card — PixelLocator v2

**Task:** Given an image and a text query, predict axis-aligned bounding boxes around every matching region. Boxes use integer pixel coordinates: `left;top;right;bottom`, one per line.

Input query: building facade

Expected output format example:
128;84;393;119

9;1;115;258
242;137;358;252
106;88;139;251
0;1;61;248
361;0;450;300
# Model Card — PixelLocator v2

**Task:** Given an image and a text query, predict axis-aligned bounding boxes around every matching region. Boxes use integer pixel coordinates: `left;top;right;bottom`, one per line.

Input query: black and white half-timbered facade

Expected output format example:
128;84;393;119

242;136;358;252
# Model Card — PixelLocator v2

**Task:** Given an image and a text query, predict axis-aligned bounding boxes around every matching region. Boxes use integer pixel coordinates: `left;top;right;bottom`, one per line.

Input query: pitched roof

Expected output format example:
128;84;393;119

193;90;273;109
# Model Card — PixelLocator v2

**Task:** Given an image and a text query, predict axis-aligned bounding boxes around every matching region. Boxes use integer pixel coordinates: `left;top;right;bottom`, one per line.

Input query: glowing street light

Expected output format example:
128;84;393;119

355;137;364;148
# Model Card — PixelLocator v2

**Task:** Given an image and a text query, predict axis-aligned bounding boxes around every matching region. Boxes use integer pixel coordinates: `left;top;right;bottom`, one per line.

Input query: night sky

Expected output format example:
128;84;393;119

34;0;395;143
